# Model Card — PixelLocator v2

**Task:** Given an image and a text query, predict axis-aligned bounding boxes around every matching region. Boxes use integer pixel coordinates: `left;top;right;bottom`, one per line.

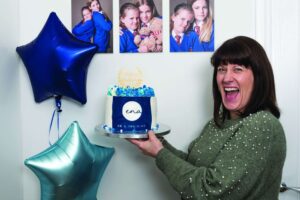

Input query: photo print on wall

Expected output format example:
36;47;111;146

71;0;113;53
119;0;163;53
170;0;214;52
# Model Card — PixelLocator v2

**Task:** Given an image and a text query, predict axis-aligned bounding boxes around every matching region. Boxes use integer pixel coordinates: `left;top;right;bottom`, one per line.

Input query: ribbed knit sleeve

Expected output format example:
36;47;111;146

161;140;188;160
155;111;286;200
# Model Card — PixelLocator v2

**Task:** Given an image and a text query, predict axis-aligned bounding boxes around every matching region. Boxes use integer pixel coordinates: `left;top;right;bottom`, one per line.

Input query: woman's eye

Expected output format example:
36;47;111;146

217;67;225;72
234;66;245;72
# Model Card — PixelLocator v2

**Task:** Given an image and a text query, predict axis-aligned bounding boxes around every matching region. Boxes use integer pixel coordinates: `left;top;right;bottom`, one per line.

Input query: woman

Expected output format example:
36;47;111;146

129;36;286;199
187;0;214;51
72;6;94;42
88;0;112;53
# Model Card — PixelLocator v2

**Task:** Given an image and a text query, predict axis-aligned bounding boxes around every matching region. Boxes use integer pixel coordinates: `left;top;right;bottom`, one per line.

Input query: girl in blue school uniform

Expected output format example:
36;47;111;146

170;3;204;52
187;0;214;51
134;0;163;52
119;3;148;53
88;0;112;53
72;6;94;43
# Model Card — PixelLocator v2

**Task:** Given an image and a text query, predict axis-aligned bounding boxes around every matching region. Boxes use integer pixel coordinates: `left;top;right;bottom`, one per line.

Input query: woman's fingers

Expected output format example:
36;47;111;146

148;130;157;141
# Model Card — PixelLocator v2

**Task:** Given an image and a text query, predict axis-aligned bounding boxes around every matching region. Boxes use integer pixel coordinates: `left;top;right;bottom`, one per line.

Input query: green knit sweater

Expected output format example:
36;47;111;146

156;111;286;200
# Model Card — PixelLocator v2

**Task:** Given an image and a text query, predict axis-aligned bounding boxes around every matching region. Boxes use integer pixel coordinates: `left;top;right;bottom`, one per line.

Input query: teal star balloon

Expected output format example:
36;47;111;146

25;121;115;200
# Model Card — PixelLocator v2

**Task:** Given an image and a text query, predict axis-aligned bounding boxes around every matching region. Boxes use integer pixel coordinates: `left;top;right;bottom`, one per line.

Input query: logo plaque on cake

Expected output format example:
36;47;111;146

95;67;170;138
122;101;142;121
112;96;152;132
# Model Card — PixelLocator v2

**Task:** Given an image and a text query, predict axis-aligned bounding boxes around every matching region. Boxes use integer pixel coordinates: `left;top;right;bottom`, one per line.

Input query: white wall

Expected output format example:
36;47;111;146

18;0;255;199
255;0;300;199
0;0;295;199
256;0;300;200
0;1;22;200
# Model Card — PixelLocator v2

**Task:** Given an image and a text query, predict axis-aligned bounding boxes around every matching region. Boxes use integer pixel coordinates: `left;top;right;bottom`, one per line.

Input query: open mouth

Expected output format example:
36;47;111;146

224;87;239;101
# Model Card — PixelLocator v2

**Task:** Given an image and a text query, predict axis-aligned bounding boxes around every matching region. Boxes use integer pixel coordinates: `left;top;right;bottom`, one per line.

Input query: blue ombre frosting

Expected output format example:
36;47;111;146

107;85;155;97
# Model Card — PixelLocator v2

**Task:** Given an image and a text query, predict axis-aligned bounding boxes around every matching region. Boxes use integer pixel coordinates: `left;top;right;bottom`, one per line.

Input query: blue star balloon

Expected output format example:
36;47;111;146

16;12;98;104
25;121;115;200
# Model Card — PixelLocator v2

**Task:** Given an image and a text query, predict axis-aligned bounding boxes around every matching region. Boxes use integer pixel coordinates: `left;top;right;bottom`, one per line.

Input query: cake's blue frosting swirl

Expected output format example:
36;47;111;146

107;85;155;97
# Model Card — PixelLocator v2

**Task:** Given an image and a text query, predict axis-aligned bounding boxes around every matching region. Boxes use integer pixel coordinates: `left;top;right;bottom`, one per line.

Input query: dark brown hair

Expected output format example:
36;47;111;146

81;6;91;18
211;36;280;126
87;0;102;11
133;0;160;17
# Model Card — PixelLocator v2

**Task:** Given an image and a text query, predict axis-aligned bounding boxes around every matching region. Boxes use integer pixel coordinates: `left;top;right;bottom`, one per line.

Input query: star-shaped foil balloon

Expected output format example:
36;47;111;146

16;12;98;104
25;121;115;200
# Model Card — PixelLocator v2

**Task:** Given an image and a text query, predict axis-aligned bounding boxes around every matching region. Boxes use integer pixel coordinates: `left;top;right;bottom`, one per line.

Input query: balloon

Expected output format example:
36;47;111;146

25;121;115;200
16;12;98;104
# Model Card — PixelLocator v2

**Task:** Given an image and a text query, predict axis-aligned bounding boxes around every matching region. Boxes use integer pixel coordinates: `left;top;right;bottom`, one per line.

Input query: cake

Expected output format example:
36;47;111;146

103;85;158;136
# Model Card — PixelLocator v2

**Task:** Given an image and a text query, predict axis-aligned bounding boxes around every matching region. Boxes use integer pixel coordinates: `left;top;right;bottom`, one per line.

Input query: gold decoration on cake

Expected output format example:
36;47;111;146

118;67;144;88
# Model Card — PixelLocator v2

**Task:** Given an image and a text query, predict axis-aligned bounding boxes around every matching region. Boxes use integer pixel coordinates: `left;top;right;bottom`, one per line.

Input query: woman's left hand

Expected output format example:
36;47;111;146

128;131;163;157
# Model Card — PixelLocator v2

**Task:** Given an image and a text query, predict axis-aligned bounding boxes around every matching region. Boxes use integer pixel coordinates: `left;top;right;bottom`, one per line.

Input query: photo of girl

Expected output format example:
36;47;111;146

119;0;163;53
71;0;113;53
72;6;94;43
170;0;214;52
119;3;144;53
187;0;214;51
170;3;204;52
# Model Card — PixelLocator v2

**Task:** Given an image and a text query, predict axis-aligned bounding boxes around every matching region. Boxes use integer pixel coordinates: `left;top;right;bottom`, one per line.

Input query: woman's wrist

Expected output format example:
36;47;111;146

155;146;164;157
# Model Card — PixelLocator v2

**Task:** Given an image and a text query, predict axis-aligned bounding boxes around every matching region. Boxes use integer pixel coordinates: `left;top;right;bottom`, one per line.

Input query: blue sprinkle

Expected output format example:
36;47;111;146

108;85;155;97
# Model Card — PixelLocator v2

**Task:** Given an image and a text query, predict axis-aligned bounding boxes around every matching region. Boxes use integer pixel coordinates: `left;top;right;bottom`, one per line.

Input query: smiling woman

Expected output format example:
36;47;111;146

211;36;280;126
128;36;286;200
216;63;254;120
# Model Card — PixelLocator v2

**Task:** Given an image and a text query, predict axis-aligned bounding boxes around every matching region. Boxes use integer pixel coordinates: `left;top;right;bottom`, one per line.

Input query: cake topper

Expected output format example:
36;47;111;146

118;67;144;88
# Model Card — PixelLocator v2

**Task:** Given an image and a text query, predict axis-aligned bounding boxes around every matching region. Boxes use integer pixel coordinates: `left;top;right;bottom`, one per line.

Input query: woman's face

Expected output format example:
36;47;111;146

82;9;92;21
121;9;140;30
172;9;194;34
192;0;209;22
139;5;153;24
90;1;100;12
216;64;254;119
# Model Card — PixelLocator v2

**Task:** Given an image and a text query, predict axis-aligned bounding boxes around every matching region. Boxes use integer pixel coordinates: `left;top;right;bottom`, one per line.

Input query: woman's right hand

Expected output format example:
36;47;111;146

127;131;163;157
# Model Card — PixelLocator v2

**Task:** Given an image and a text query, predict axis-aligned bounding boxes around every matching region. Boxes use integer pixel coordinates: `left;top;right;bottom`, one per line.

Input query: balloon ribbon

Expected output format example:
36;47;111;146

49;95;62;145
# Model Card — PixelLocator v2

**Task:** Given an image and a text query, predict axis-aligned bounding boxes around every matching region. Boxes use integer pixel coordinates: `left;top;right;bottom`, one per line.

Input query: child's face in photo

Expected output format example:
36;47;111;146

90;0;100;12
82;9;92;21
139;5;153;24
121;9;140;30
172;9;194;34
192;0;209;22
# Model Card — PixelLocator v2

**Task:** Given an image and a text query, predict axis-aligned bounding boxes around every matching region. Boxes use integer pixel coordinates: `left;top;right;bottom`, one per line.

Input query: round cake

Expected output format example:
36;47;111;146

104;85;158;136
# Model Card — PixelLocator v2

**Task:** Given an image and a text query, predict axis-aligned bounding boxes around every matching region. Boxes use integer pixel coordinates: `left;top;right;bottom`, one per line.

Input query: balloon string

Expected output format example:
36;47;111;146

48;96;62;146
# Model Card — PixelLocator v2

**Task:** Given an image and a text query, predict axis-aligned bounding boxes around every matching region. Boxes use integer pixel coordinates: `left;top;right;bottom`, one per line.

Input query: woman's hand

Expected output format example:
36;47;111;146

128;131;163;157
